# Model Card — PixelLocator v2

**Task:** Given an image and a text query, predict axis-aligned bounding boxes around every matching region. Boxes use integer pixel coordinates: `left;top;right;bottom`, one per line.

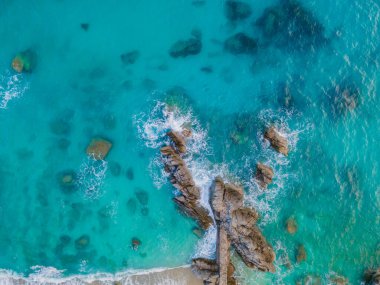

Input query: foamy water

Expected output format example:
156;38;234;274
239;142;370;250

0;71;28;109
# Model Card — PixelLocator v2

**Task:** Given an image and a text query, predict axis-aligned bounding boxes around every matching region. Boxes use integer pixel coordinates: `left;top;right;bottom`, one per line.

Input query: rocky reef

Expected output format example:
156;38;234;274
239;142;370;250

160;129;275;284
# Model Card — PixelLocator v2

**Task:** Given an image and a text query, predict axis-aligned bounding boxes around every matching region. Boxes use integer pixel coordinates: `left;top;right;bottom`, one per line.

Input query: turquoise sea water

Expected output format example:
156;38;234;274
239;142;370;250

0;0;379;284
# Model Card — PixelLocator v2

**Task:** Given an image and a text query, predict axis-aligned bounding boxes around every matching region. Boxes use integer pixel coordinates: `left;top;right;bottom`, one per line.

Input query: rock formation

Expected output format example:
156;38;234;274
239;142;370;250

364;269;380;285
225;0;252;21
11;49;37;73
161;129;275;284
264;127;289;156
160;133;213;230
169;32;202;58
255;163;274;188
224;33;258;55
86;138;112;160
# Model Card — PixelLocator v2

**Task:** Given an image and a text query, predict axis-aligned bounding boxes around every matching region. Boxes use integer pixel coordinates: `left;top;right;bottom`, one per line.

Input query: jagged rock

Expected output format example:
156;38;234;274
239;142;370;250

296;244;307;263
230;207;259;236
256;163;274;188
86;138;112;160
121;50;140;65
11;49;37;73
191;258;218;284
167;130;187;153
225;0;252;21
364;269;380;285
224;33;258;55
264;127;289;156
285;216;298;234
169;36;202;58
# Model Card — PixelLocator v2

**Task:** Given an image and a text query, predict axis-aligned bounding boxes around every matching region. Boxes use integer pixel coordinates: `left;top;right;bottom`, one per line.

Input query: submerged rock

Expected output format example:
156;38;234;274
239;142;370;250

329;82;360;116
126;198;137;214
264;127;289;156
135;188;149;205
169;36;202;58
330;275;348;285
75;235;90;250
255;0;326;51
255;163;274;188
296;244;307;263
224;33;258;55
80;23;89;31
131;238;141;250
120;50;140;65
141;207;149;216
126;167;134;180
86;138;112;160
11;49;37;73
57;170;77;193
164;86;192;112
109;161;121;176
225;0;252;21
285;216;298;234
192;227;203;238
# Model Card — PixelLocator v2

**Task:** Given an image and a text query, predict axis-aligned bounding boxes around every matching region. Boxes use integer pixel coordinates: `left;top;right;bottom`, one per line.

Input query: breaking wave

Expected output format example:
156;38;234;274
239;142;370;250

0;70;28;109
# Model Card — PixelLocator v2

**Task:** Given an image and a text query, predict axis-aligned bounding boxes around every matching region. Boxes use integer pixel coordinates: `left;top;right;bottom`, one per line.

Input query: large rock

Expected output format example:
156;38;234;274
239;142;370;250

167;130;187;153
11;49;37;73
264;127;289;156
225;0;252;21
255;163;274;188
86;138;112;160
169;36;202;58
191;258;218;284
224;33;258;55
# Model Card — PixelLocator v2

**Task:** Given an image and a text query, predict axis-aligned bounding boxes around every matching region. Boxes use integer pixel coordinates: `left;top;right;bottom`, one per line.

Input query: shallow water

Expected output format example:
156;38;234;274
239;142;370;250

0;0;379;284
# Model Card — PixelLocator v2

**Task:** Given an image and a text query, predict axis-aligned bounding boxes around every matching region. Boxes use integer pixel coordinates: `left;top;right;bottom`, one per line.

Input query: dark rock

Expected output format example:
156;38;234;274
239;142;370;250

80;23;89;31
264;127;289;156
135;189;149;205
121;50;140;65
126;167;134;180
50;118;71;135
364;268;380;285
86;138;112;160
224;33;258;55
329;82;360;117
225;0;252;21
109;161;121;176
255;0;326;51
131;237;141;250
11;49;37;73
169;37;202;58
200;66;213;73
255;163;274;188
16;148;33;160
60;235;71;245
126;198;137;214
75;234;90;250
296;244;307;263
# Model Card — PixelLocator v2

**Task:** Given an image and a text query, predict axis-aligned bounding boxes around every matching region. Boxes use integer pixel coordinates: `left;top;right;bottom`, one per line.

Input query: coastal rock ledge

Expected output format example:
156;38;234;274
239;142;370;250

160;129;275;284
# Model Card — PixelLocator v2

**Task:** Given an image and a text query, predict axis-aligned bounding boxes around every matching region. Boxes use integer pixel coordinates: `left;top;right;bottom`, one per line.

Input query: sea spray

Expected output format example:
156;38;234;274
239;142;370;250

0;70;28;109
76;156;108;200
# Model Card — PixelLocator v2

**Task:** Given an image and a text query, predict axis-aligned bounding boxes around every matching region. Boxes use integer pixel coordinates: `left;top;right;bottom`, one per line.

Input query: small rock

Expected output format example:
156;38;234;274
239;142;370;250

102;113;117;130
225;0;252;21
141;207;149;216
57;138;71;150
264;127;289;156
59;235;71;246
121;50;140;65
330;275;348;285
285;216;298;234
224;33;258;54
75;234;90;250
135;189;149;205
192;227;203;238
131;238;141;250
11;49;37;73
109;161;121;176
296;244;307;263
80;23;89;31
126;198;137;214
57;170;77;193
126;167;134;180
255;163;274;188
169;37;202;58
200;66;213;73
86;138;112;160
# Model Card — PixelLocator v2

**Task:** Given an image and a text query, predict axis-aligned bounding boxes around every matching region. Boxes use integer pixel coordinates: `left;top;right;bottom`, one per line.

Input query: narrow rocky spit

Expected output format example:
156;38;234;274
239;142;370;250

160;129;276;284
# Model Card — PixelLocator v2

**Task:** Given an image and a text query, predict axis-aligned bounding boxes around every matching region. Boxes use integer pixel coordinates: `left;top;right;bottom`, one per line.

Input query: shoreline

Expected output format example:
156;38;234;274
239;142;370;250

0;265;203;285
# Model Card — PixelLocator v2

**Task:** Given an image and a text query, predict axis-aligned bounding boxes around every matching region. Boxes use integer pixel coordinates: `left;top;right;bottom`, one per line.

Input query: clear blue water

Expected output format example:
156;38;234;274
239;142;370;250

0;0;379;284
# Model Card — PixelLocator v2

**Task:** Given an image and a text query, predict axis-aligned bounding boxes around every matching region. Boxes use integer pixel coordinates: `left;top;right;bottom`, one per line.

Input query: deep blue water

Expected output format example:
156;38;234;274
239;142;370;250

0;0;379;284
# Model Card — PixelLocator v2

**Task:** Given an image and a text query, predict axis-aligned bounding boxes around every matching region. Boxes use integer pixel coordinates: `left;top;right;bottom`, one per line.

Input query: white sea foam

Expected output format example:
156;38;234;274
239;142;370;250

76;156;108;200
0;71;28;109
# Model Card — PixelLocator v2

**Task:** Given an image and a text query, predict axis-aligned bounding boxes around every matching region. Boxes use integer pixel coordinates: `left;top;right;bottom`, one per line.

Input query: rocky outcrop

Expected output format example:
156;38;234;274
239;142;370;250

160;133;213;230
255;163;274;188
264;127;289;156
11;49;37;73
86;138;112;160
